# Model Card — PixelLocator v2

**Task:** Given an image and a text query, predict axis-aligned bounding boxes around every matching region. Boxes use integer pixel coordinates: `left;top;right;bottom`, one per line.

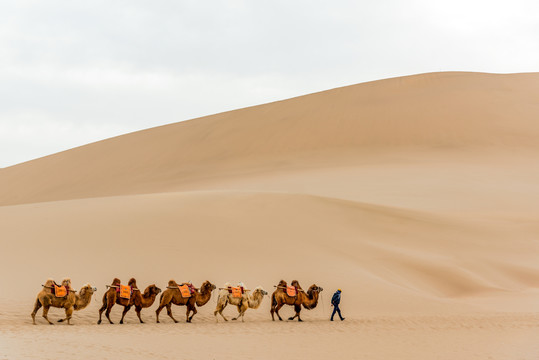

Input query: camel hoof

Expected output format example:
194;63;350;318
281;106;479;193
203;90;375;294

298;319;303;322
120;321;124;324
57;319;63;323
156;321;160;323
288;317;294;321
97;320;102;324
231;318;237;321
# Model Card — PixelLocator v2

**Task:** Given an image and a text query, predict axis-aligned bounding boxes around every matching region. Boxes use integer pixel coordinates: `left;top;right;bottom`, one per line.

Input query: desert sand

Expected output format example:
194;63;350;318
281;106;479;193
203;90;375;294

1;72;539;359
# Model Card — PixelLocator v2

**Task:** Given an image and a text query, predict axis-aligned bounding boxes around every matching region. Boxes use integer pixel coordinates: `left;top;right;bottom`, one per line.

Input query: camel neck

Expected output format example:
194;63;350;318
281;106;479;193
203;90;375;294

247;292;264;309
74;291;92;310
139;291;158;307
195;289;212;306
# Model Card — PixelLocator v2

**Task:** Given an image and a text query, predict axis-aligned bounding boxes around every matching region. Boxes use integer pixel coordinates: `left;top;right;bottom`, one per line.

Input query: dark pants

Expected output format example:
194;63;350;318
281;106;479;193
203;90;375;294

331;304;343;320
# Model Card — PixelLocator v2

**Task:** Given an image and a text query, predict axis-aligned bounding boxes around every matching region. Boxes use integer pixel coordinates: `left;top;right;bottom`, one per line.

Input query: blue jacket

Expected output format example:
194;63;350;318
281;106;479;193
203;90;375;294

331;290;341;305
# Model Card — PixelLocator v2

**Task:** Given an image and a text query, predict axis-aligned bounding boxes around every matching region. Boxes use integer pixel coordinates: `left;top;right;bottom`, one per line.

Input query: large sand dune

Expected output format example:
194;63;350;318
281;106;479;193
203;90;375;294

1;72;539;359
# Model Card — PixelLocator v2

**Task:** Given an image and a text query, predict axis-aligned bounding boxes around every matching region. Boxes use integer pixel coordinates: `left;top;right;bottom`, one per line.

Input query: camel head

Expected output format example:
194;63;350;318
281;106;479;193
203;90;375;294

307;284;323;295
79;283;97;296
144;284;161;296
253;286;268;297
200;281;217;293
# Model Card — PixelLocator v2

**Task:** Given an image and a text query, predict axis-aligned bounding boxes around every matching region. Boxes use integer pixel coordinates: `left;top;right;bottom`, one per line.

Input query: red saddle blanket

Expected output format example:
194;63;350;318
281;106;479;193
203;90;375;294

117;285;132;299
53;285;67;297
286;286;297;297
179;284;193;298
229;287;243;298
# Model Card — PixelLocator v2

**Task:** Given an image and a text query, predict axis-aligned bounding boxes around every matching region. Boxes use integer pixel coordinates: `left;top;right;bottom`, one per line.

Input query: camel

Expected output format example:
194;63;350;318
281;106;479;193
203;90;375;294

31;279;96;325
155;280;216;323
214;283;268;322
270;280;323;322
97;278;161;324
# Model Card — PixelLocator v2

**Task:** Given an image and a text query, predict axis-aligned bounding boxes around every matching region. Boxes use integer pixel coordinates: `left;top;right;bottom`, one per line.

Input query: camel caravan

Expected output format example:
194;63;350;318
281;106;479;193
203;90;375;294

31;278;324;325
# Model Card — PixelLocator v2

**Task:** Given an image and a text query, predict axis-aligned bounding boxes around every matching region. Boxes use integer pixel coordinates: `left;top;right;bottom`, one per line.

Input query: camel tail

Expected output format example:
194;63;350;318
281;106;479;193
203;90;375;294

101;291;108;305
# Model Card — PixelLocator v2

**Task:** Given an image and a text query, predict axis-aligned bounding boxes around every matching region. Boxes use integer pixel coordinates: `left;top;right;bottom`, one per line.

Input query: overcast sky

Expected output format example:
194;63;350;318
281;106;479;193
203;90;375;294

1;0;538;167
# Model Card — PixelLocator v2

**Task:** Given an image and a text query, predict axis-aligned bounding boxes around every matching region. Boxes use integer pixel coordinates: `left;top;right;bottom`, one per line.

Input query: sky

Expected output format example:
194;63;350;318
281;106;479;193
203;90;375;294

1;0;538;167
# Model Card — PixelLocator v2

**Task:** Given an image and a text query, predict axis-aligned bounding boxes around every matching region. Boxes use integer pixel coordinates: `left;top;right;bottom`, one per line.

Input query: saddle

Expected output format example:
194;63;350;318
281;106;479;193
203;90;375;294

286;286;297;297
179;284;195;298
53;284;68;298
117;285;132;299
228;286;244;298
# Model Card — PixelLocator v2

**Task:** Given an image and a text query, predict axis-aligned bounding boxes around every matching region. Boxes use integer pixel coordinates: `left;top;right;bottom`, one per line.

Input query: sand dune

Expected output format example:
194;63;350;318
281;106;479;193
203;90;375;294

1;72;539;359
2;72;539;206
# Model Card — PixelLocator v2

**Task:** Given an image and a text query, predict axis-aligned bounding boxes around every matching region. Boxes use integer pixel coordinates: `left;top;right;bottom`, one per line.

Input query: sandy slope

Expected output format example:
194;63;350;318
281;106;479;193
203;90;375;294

1;72;539;359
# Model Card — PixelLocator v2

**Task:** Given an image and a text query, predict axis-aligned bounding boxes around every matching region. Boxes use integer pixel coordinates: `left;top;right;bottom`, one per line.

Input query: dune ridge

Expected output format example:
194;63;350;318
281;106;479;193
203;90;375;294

1;72;539;206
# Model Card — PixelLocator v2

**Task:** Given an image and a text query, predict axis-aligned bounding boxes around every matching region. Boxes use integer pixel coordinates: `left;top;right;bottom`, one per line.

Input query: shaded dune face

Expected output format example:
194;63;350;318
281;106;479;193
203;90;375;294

1;71;539;322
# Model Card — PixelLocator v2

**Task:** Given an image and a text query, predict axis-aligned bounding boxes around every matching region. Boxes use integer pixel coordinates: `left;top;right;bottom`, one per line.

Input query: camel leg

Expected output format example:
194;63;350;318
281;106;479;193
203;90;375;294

239;303;248;322
155;304;165;323
135;306;144;323
57;306;73;323
119;305;131;324
187;305;197;322
289;304;302;322
105;301;115;324
232;304;246;322
273;303;284;321
64;306;74;325
42;305;54;325
97;295;108;324
214;304;228;322
31;298;42;325
166;303;179;323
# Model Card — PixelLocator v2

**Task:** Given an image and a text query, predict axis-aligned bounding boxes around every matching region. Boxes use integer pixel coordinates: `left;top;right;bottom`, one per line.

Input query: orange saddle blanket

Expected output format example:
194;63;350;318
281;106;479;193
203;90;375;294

231;287;243;298
54;285;67;297
286;286;297;297
179;284;192;298
119;285;131;299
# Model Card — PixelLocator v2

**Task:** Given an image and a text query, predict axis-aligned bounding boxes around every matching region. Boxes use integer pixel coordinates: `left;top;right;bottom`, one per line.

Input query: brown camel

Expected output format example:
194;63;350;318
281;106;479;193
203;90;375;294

270;280;323;322
155;280;216;323
97;278;161;324
214;283;268;322
31;279;96;325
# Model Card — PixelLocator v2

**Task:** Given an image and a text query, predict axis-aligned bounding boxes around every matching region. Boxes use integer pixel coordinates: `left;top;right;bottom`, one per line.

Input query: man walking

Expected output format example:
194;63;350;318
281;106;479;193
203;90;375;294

330;288;345;321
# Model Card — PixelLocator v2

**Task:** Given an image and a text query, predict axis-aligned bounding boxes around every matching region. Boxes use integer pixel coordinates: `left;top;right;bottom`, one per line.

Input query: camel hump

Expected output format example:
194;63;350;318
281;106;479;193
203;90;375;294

278;280;287;287
128;278;137;286
168;280;178;287
291;280;302;289
112;278;121;285
44;279;55;287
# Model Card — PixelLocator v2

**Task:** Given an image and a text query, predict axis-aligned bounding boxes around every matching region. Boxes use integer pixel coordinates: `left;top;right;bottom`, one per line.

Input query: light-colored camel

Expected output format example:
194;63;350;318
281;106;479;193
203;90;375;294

97;278;161;324
214;283;268;322
31;279;96;325
155;280;216;323
270;280;323;322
